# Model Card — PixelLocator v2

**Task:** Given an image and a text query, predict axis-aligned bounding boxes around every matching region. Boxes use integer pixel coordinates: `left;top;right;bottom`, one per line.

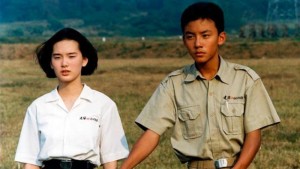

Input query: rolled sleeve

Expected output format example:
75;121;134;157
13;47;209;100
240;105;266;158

135;80;176;135
15;104;42;166
244;79;280;133
99;102;129;164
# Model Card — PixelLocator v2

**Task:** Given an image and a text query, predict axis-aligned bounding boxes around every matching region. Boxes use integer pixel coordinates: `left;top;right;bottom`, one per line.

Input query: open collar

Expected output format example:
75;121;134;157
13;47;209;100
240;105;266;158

184;56;230;84
44;84;94;103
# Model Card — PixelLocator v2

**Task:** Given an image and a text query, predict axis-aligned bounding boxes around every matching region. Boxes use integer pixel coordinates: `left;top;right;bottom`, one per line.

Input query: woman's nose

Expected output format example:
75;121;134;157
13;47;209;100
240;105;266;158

61;58;68;67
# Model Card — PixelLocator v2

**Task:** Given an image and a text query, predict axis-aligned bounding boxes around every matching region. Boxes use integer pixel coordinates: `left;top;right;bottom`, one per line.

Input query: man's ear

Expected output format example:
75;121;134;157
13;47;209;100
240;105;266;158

218;31;226;46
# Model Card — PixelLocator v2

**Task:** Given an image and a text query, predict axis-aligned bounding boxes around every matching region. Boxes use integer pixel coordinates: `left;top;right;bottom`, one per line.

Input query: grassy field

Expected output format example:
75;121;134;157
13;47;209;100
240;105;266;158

0;51;299;168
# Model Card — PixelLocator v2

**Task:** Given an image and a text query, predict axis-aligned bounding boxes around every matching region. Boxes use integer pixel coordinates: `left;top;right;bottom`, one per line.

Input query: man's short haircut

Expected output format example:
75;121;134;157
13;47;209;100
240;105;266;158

181;2;224;34
35;27;98;78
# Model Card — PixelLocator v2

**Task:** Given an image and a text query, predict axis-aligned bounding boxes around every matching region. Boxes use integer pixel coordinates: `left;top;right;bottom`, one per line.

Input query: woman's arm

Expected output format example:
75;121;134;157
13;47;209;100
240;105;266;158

233;129;261;169
103;161;117;169
24;163;40;169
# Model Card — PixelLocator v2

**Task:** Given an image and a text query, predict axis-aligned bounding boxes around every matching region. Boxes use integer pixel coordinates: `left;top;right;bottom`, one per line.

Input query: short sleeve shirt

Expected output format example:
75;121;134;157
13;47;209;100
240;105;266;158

136;57;280;163
15;85;129;166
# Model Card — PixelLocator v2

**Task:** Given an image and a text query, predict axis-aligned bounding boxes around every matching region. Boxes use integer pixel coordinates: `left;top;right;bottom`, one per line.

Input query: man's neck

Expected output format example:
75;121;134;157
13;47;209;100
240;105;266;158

196;56;220;80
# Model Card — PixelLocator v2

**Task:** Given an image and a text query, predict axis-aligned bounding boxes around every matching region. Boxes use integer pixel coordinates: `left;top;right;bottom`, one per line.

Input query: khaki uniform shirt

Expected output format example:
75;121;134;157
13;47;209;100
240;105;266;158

136;57;280;163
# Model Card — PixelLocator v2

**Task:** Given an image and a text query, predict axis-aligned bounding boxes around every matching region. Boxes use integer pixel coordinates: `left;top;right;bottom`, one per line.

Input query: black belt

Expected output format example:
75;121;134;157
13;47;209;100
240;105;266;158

42;159;96;169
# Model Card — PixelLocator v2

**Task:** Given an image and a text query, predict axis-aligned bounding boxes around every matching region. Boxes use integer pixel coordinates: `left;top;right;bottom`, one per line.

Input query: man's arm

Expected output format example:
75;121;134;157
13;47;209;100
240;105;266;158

233;129;261;169
120;129;160;169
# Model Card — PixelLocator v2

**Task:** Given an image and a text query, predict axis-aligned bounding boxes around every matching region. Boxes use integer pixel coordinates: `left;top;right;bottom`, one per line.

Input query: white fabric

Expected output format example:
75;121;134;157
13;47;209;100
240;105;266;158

15;85;129;166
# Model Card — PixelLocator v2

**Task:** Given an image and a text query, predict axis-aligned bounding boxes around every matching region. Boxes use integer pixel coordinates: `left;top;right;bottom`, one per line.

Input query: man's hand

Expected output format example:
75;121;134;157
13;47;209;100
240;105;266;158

232;129;261;169
120;129;160;169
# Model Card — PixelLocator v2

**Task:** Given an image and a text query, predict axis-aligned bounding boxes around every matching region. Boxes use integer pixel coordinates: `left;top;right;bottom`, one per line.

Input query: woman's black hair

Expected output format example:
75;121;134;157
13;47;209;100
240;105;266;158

181;2;224;34
35;27;98;78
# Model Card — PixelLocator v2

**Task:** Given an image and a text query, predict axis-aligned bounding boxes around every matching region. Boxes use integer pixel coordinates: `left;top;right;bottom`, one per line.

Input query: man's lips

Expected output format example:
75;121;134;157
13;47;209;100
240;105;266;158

195;51;205;56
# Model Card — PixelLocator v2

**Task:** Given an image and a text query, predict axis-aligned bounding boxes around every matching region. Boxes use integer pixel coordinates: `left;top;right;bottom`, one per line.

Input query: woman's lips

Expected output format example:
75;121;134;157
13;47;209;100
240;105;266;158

61;70;70;75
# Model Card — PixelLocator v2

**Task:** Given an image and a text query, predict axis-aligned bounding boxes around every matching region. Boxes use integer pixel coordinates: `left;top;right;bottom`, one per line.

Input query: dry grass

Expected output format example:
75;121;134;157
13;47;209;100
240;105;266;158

0;46;299;168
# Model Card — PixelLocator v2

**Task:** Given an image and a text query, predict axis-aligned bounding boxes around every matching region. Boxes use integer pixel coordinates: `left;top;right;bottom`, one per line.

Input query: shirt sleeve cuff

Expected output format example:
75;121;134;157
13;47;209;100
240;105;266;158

15;153;42;166
100;150;129;164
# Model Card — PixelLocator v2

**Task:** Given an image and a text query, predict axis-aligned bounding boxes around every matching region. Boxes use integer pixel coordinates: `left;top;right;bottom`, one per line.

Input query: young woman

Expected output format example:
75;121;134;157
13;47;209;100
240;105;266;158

15;28;129;169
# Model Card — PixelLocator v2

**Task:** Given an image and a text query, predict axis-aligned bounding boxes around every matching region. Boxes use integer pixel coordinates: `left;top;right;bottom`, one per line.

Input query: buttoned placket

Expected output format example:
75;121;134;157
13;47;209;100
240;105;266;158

207;79;222;158
56;96;82;156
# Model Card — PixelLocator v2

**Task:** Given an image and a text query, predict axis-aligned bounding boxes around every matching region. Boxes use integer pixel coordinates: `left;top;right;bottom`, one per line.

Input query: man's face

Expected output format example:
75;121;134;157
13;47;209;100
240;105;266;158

183;18;225;66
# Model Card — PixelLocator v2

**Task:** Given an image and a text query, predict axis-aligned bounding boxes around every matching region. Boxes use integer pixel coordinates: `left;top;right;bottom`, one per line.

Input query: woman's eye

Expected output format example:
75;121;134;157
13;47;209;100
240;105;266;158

69;55;77;58
52;56;60;59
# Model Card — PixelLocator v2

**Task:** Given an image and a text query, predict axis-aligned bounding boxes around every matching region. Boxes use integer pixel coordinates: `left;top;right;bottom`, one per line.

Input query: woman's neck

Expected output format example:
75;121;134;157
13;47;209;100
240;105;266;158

57;81;84;111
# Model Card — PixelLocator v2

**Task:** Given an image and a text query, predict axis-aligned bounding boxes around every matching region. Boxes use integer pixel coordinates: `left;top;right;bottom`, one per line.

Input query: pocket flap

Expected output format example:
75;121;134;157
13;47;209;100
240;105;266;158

221;101;244;117
178;106;200;121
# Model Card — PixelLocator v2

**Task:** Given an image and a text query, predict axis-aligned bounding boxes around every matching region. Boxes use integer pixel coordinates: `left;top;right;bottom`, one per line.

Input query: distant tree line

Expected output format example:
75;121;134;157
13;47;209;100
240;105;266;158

239;23;300;39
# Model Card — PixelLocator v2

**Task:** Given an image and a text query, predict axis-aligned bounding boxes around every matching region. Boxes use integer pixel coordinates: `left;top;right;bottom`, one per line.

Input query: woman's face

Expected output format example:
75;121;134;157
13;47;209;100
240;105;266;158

51;39;88;84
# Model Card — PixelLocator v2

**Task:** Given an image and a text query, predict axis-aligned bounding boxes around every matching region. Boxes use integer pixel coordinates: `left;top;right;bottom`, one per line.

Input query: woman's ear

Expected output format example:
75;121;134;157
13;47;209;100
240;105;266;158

82;57;88;67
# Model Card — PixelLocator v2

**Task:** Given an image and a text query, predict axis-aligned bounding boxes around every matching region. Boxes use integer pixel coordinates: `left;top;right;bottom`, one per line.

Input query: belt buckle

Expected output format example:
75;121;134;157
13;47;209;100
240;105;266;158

214;158;228;168
60;159;72;169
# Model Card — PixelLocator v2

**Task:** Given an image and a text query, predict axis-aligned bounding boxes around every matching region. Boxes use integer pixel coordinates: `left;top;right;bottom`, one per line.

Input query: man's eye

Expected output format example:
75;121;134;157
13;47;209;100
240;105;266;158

203;34;209;38
185;35;194;39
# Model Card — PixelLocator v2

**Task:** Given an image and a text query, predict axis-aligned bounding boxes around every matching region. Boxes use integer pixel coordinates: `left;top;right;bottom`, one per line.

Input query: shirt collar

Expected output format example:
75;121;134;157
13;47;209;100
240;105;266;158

45;84;94;103
216;57;230;84
184;64;201;82
184;56;230;84
79;84;94;102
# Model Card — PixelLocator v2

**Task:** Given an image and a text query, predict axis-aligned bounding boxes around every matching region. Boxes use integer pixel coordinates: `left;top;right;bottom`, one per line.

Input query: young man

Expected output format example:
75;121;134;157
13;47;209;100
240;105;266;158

120;2;280;169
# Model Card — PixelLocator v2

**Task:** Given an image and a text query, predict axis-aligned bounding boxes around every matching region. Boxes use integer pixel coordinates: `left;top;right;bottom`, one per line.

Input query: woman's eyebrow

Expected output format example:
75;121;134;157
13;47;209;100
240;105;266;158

66;52;78;55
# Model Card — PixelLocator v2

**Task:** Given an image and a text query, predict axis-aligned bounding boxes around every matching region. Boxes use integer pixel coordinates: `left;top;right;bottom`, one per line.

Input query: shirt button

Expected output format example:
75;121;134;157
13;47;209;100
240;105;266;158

209;92;213;96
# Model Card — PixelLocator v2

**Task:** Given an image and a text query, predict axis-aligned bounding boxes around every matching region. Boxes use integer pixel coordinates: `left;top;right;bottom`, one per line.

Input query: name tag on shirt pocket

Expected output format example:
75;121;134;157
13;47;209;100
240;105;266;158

178;105;203;139
221;100;245;135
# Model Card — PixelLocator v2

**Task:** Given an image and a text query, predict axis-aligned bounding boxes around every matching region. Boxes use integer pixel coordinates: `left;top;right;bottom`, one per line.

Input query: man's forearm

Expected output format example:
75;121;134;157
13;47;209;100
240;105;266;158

233;129;261;169
120;129;160;169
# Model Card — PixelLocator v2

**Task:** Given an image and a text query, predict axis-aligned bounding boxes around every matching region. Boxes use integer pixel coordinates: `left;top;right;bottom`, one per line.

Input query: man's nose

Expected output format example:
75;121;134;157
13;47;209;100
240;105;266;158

194;37;203;48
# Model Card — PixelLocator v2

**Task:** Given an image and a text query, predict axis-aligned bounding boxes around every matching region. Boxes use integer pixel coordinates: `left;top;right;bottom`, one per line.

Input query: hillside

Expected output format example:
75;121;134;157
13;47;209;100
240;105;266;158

1;0;300;38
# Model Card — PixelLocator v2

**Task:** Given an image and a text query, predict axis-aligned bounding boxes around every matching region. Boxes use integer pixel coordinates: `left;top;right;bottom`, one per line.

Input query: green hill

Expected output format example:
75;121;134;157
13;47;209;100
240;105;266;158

0;0;299;38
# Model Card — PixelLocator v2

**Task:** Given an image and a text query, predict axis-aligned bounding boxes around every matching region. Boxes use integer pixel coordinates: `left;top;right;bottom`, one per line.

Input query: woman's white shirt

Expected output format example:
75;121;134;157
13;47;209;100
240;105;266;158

15;85;129;166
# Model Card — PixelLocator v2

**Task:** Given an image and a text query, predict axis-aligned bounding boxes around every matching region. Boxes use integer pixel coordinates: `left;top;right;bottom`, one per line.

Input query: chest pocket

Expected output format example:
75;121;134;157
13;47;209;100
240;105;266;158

178;105;204;139
221;100;245;135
